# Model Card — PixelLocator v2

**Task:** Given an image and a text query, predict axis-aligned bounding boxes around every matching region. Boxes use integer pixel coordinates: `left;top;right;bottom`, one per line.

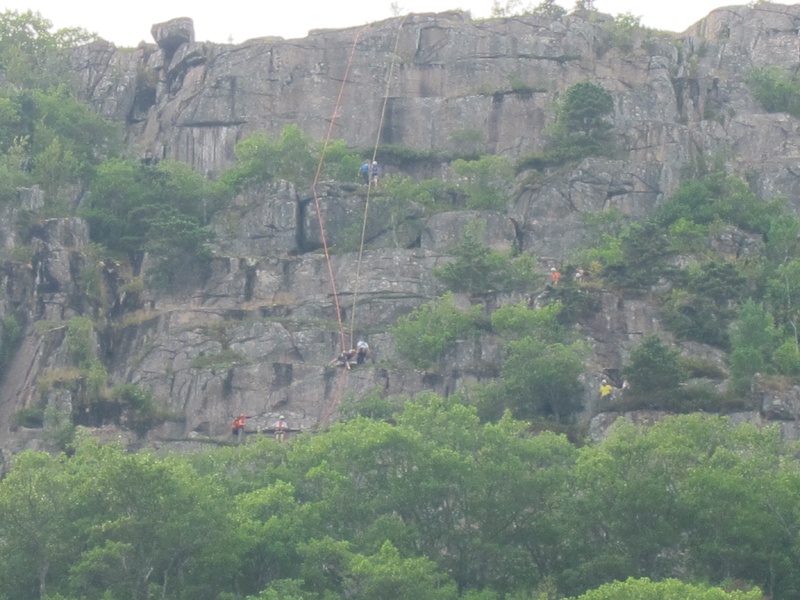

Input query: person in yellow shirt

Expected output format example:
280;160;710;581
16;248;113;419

600;380;614;400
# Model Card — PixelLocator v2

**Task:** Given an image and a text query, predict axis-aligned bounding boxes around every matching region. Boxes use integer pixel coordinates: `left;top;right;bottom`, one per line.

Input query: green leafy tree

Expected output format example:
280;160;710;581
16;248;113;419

318;139;362;182
451;155;513;210
729;300;777;393
501;337;585;421
434;224;538;293
345;542;457;600
660;260;747;348
390;293;483;369
216;125;318;192
66;439;234;600
491;301;566;343
568;577;762;600
623;335;686;409
600;13;647;53
747;65;800;117
533;0;567;18
0;136;31;201
0;451;77;599
604;221;671;289
766;258;800;345
571;415;795;598
766;214;800;265
232;481;318;596
84;158;215;260
0;10;95;89
548;81;614;160
145;215;214;289
773;337;800;376
656;170;777;234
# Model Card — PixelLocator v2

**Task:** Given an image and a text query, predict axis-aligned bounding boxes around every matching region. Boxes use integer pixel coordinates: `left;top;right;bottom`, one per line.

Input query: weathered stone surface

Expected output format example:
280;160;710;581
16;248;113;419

589;410;671;443
151;18;195;54
8;5;800;455
211;181;299;256
421;211;518;252
755;374;800;421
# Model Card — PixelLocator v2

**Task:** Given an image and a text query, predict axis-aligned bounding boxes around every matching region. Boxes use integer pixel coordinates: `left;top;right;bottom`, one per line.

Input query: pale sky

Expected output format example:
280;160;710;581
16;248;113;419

1;0;739;46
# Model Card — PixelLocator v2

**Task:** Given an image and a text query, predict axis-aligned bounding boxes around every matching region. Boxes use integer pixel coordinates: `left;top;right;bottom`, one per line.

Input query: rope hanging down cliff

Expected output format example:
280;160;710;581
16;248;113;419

310;25;366;353
348;14;409;346
315;17;409;430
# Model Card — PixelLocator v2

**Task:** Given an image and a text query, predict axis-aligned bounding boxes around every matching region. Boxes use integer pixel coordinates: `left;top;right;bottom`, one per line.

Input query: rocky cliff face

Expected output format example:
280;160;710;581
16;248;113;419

2;3;800;460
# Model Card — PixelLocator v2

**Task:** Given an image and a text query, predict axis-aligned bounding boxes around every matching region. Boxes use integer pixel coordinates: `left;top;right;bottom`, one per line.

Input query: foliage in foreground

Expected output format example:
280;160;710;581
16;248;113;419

2;408;793;600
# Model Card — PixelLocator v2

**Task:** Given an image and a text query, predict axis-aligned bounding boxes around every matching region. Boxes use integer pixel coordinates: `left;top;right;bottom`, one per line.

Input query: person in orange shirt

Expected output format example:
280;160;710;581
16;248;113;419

232;414;247;441
550;267;560;285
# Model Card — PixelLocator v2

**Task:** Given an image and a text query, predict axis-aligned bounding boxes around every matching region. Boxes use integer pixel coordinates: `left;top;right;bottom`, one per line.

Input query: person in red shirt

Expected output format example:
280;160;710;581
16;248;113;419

232;414;247;440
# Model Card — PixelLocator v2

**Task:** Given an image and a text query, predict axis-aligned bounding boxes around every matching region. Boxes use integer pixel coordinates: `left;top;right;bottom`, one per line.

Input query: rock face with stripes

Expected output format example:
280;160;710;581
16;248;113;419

6;4;800;458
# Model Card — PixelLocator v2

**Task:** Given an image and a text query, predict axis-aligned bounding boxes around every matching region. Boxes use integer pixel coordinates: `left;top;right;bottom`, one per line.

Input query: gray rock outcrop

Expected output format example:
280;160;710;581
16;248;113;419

7;4;800;457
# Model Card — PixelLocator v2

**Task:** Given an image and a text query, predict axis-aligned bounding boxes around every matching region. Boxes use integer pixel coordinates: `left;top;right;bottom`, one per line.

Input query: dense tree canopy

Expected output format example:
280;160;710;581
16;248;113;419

4;407;800;600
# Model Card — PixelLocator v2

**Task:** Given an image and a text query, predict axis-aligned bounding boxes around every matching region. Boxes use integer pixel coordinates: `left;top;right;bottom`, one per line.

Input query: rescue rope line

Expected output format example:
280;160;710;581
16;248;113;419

317;365;349;430
312;25;367;352
348;15;409;345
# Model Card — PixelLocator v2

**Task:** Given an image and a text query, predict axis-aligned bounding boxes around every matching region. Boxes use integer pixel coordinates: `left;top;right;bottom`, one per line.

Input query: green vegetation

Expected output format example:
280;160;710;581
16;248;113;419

490;0;566;18
0;10;94;89
568;577;762;600
5;409;800;599
451;155;514;210
191;348;248;370
517;80;616;170
548;80;615;160
747;65;800;117
5;13;800;600
433;223;538;293
0;313;22;369
596;13;650;53
728;300;777;394
623;335;688;409
389;293;484;369
216;125;363;193
469;301;587;422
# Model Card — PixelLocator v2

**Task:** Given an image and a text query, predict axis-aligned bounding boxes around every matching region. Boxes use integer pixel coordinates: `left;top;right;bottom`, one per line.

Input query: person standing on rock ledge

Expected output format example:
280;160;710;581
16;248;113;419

360;161;371;184
273;415;288;442
371;161;381;187
231;414;247;442
356;340;370;365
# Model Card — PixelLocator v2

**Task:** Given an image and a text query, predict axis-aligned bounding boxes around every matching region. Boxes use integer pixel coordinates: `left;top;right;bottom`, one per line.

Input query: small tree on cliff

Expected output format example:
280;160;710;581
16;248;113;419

549;81;615;160
623;335;687;409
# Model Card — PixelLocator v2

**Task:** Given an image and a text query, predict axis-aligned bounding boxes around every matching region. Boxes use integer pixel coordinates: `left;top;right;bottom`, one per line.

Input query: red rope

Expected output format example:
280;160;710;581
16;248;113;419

311;26;367;353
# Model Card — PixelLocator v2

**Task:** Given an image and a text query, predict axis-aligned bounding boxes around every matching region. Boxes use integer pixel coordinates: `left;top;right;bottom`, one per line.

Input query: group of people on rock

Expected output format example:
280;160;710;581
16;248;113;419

229;339;373;441
231;414;290;442
329;339;370;370
599;378;629;401
360;161;381;186
548;266;587;286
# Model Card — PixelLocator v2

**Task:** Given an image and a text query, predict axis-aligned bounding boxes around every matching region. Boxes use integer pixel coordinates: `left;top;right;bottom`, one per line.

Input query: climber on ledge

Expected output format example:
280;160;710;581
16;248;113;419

355;339;370;365
329;348;357;369
231;414;248;441
371;161;381;187
273;415;288;442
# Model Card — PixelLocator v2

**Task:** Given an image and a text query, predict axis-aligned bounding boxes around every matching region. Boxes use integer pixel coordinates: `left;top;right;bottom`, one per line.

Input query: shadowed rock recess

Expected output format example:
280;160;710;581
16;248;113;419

3;3;800;460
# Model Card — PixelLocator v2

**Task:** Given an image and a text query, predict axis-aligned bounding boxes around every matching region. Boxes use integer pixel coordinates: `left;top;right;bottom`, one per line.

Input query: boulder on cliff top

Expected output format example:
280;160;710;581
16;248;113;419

151;17;194;54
